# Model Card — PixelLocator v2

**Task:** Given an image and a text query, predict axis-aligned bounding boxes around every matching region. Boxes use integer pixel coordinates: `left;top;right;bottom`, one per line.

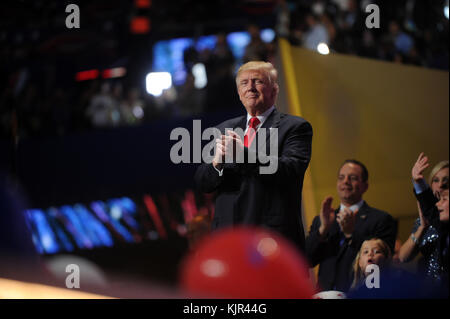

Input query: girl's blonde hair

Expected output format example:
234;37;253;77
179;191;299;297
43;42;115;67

351;238;392;289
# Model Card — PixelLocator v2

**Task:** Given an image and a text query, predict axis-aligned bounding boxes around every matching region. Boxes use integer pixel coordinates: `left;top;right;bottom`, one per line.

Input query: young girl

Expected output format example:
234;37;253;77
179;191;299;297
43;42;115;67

351;238;392;289
350;237;447;298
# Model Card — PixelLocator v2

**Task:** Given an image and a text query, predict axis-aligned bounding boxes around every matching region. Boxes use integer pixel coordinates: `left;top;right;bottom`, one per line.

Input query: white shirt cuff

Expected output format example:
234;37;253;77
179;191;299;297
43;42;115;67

213;165;224;176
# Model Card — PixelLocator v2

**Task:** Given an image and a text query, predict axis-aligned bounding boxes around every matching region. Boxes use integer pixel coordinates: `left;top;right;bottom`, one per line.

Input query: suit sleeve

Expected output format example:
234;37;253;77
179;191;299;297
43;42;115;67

245;120;313;184
194;122;236;193
414;187;439;223
194;163;224;193
305;216;330;267
195;118;312;191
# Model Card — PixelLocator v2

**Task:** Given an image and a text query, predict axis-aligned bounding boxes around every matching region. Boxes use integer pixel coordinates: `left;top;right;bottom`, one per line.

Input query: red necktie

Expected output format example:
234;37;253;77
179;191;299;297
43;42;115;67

244;117;260;148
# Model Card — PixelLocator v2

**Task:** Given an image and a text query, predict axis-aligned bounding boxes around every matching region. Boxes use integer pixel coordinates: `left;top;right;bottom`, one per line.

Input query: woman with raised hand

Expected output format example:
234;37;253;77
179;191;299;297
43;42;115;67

398;153;448;283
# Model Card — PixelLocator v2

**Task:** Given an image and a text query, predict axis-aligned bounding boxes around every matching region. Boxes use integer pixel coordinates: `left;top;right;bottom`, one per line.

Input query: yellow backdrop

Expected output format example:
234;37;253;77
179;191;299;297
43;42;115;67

279;39;449;241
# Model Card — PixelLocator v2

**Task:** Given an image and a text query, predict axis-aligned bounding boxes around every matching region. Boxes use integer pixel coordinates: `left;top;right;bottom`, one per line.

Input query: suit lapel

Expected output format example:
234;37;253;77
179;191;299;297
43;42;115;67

331;208;346;260
330;209;342;237
352;202;369;242
231;109;281;147
235;116;247;131
260;108;280;130
335;203;369;260
258;108;281;146
222;116;246;135
356;202;370;224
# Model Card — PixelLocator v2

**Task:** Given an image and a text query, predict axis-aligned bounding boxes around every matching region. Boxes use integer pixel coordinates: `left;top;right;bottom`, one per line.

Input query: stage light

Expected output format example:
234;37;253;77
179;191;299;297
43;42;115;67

192;63;207;89
143;195;168;239
445;1;449;19
132;105;144;119
75;69;99;81
102;67;126;79
110;205;122;220
135;0;151;9
260;29;275;43
317;42;330;55
145;72;172;96
130;16;150;34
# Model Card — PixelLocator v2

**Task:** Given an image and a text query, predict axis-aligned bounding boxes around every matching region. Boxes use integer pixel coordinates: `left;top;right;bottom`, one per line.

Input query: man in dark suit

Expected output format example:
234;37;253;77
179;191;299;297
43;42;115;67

306;160;397;292
194;61;312;252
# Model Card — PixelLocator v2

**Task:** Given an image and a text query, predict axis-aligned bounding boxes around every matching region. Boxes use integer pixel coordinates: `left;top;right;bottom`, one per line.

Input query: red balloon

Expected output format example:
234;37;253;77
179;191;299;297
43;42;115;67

179;227;316;298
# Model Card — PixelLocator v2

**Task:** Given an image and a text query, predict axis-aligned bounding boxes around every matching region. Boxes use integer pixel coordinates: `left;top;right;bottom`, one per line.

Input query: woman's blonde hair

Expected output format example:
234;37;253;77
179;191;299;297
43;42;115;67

428;160;449;186
351;238;392;289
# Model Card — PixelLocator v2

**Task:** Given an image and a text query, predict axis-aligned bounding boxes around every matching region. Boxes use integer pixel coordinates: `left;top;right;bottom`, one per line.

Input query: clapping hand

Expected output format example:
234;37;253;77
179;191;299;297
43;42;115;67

212;131;244;169
319;196;336;236
336;207;357;238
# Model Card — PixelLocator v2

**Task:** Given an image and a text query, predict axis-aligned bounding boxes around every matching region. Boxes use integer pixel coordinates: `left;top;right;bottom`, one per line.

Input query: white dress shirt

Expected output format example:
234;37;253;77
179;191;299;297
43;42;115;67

339;199;364;213
214;105;276;176
244;105;275;134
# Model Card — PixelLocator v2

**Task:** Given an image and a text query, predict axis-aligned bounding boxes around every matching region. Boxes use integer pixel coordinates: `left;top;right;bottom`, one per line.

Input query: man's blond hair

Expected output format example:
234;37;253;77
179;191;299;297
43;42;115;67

236;61;279;95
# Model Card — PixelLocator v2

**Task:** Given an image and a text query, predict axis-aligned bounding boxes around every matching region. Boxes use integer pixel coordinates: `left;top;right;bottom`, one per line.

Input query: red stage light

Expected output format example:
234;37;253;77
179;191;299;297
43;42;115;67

135;0;151;9
102;67;126;79
143;195;168;239
130;17;151;34
75;69;99;81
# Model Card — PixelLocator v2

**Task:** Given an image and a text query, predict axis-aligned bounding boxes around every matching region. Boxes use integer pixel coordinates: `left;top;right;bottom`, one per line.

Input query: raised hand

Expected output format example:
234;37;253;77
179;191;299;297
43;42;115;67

319;196;335;236
412;152;430;183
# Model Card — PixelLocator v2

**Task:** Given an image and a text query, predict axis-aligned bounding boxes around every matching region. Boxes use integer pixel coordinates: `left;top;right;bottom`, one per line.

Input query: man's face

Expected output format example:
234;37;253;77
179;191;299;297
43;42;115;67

237;70;276;115
337;163;368;205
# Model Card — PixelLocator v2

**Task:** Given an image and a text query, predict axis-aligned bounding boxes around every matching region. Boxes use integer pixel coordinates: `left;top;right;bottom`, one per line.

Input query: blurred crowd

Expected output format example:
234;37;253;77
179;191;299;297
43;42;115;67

278;0;449;68
0;0;448;140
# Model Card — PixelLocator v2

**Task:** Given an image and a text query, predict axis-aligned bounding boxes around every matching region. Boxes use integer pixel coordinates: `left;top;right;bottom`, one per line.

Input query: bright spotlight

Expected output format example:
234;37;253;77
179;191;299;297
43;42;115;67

317;42;330;55
192;63;207;89
132;105;144;119
445;6;449;19
146;72;172;97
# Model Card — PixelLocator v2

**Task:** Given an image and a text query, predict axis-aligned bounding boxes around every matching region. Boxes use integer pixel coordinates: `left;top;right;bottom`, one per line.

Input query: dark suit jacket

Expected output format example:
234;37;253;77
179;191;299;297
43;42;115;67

305;202;397;292
415;187;440;226
194;109;312;252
